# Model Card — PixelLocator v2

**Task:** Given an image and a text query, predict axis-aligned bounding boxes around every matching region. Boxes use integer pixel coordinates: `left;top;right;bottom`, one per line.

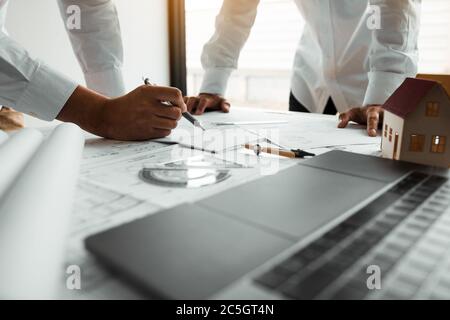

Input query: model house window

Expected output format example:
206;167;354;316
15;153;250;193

384;124;388;138
426;102;440;117
389;128;393;142
410;135;426;152
431;135;447;153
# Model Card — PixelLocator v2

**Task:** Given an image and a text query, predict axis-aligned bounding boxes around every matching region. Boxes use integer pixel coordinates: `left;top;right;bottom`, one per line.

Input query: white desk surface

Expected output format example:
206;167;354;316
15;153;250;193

31;107;381;299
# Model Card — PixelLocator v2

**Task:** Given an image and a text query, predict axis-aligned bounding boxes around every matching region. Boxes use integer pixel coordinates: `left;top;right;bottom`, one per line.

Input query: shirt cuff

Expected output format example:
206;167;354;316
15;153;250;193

363;71;409;106
16;63;78;121
84;67;126;98
199;68;233;96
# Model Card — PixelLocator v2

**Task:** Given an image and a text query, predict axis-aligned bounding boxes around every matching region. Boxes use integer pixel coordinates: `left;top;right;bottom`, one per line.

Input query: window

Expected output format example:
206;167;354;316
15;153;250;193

185;0;450;110
384;124;388;138
426;102;440;117
389;128;393;142
410;135;426;152
431;135;447;153
419;0;450;74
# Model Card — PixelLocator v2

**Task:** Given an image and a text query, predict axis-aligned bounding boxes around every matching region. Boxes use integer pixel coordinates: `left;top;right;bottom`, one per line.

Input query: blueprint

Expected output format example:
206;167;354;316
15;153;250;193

51;107;381;299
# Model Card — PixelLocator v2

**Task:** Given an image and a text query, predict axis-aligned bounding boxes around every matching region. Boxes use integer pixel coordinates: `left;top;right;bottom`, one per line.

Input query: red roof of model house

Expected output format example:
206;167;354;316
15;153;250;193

383;78;440;119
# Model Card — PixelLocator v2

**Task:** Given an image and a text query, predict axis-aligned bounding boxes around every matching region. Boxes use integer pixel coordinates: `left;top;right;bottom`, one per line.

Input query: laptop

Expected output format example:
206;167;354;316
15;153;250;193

85;150;450;299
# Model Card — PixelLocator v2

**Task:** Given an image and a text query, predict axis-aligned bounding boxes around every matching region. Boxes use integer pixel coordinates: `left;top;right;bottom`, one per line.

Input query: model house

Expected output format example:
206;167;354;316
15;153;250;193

381;77;450;168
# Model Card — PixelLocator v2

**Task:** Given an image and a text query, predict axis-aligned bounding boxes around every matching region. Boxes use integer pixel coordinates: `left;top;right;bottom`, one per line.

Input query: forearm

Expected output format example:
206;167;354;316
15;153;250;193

57;0;125;98
56;86;108;137
1;32;78;121
200;0;259;95
364;0;421;105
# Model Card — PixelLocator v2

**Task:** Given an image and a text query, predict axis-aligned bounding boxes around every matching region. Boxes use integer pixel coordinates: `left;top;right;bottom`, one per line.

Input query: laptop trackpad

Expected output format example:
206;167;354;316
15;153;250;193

85;204;293;299
198;164;387;240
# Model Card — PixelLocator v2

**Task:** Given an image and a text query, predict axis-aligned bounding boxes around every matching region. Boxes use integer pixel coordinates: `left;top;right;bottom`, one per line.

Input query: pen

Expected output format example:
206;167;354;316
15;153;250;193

143;78;206;131
244;143;315;159
155;140;217;154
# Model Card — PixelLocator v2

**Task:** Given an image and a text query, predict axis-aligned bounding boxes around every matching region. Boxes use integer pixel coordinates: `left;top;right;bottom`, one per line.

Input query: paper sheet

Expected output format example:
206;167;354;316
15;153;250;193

83;136;172;166
79;144;292;208
163;108;380;153
271;112;381;150
152;107;290;153
0;124;84;299
195;107;293;126
51;108;381;299
59;179;159;299
0;128;43;199
156;126;262;154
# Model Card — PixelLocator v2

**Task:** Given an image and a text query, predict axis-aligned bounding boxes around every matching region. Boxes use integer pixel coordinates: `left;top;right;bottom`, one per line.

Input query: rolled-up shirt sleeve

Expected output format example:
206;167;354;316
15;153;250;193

58;0;125;98
0;31;78;121
200;0;260;96
364;0;421;106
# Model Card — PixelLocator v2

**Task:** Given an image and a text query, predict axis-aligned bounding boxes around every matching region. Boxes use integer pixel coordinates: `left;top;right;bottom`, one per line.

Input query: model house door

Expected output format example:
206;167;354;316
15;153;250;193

393;133;399;160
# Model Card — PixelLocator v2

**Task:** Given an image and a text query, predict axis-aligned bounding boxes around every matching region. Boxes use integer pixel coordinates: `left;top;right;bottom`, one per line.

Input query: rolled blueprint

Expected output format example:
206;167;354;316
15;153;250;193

0;123;85;299
0;129;44;200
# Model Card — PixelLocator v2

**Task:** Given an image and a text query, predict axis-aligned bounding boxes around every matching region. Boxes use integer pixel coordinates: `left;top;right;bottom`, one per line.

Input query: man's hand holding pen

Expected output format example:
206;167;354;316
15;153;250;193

144;78;206;131
58;85;187;141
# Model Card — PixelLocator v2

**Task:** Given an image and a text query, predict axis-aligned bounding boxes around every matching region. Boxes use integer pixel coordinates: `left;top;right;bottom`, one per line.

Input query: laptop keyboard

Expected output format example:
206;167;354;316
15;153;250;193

254;172;450;299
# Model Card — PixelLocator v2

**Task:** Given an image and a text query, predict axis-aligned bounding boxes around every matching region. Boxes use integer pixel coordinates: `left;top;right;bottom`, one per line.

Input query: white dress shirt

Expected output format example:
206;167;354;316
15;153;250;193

200;0;421;113
0;0;125;121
